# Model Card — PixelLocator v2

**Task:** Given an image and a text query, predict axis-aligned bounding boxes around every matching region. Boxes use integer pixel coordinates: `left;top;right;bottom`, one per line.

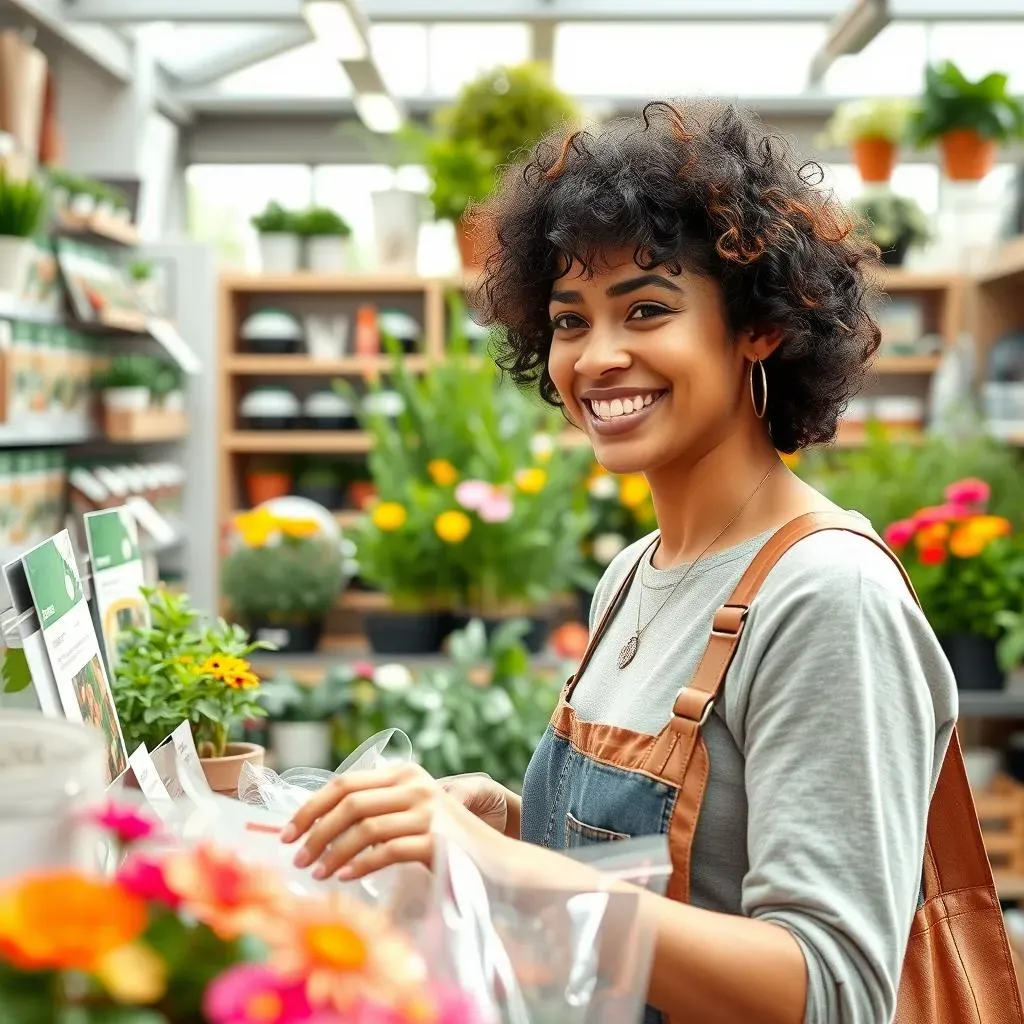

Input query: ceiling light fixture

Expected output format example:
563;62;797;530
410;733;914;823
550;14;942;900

353;92;403;134
302;0;368;62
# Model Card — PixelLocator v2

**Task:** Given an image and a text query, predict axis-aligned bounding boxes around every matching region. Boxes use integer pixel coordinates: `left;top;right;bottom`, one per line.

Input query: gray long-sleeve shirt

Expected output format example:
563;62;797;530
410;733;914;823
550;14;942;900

572;525;957;1024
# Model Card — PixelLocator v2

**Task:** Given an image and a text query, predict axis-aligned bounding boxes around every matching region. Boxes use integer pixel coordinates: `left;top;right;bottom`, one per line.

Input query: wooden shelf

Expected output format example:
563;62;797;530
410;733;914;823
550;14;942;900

54;210;140;247
104;408;189;443
874;355;943;374
220;272;431;294
227;431;372;454
875;268;962;292
226;354;431;375
76;308;149;335
976;236;1024;286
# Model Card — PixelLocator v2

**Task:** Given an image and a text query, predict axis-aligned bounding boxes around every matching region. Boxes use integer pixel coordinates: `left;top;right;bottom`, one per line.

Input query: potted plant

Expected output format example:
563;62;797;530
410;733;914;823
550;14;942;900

911;61;1024;181
296;206;353;273
96;352;155;412
0;169;45;297
818;98;917;183
250;200;301;272
295;463;343;508
851;190;932;266
112;586;272;795
883;478;1024;690
244;455;293;507
223;508;347;653
151;358;185;412
257;671;351;769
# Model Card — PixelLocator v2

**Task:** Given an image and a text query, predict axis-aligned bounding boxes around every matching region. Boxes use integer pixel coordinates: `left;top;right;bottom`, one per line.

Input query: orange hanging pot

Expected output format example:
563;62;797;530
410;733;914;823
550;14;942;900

939;129;996;182
455;215;480;271
852;137;897;183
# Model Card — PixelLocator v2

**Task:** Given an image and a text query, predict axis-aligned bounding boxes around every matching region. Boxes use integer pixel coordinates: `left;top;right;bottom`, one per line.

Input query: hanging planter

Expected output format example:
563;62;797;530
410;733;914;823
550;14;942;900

851;138;897;184
911;61;1024;182
938;129;997;182
818;99;916;185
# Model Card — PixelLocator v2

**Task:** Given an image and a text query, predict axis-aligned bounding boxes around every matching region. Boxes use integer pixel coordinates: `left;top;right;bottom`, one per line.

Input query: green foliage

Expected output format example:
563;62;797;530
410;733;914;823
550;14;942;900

422;135;497;222
112;587;271;758
912;61;1024;145
128;259;152;281
851;190;931;251
817;98;918;146
221;534;346;623
150;359;183;399
98;353;160;390
294;206;352;238
1;647;31;694
997;609;1024;672
333;619;560;790
258;671;352;722
0;170;46;238
249;200;299;234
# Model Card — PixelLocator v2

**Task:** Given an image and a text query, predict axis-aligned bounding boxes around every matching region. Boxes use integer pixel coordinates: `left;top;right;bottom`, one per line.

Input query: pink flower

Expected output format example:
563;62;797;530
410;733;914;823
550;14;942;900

116;854;182;909
350;660;376;680
347;988;479;1024
85;800;160;845
204;964;315;1024
477;491;513;523
454;480;492;512
883;519;917;550
945;477;990;508
912;505;951;529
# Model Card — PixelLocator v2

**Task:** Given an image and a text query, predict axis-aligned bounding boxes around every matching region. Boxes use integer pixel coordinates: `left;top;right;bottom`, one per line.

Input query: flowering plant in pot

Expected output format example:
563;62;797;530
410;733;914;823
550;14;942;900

911;61;1024;181
0;799;476;1022
818;98;917;183
112;587;272;793
851;190;931;266
223;508;347;653
257;670;351;770
883;477;1024;690
250;200;301;272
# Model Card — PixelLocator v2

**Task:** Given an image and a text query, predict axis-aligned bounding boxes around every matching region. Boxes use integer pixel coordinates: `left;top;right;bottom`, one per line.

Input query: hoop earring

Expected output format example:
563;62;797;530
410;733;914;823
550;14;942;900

750;358;767;419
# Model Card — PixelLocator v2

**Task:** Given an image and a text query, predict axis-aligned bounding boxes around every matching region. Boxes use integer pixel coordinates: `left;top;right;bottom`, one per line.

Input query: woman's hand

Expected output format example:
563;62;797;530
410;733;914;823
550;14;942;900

280;762;505;881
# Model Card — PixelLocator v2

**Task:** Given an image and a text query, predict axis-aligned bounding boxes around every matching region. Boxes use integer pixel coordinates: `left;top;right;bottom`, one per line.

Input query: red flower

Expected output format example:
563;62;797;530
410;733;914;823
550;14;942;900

85;801;160;845
883;518;917;550
116;854;182;909
350;660;376;680
945;477;990;508
919;546;947;566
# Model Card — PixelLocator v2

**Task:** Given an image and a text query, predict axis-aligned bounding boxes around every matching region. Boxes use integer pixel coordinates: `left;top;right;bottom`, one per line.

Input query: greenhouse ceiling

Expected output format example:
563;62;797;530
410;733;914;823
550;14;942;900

10;0;1024;126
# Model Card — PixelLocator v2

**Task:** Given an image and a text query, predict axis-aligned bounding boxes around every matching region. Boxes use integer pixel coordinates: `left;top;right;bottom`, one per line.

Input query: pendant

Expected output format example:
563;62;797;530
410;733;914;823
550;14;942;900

618;632;640;670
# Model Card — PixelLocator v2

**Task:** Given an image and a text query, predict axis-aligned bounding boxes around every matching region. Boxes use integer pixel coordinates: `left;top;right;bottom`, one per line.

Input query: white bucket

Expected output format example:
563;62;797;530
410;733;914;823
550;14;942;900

258;233;301;274
306;235;352;274
371;189;422;272
270;721;333;771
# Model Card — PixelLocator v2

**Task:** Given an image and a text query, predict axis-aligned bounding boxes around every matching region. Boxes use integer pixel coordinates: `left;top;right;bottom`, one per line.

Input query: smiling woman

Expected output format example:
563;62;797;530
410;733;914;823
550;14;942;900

280;100;1016;1024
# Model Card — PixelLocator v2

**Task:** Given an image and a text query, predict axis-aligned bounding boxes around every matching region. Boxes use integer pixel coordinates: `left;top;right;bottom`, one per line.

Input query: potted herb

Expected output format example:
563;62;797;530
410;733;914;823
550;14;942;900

151;358;185;412
223;508;347;653
912;61;1024;181
257;671;351;769
244;455;293;507
250;200;301;272
96;352;155;412
112;587;272;794
851;190;931;266
0;170;45;297
295;463;343;508
295;206;353;273
818;98;917;183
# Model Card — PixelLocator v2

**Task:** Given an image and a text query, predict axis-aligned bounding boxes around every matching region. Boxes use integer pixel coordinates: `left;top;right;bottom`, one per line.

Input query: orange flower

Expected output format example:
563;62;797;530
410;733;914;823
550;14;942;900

162;845;281;940
914;522;949;551
0;873;147;972
277;517;321;540
225;669;260;690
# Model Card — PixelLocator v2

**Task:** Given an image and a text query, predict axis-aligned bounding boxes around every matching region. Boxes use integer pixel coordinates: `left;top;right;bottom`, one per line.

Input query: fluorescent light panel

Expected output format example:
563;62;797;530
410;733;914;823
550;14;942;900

302;0;368;61
353;92;403;133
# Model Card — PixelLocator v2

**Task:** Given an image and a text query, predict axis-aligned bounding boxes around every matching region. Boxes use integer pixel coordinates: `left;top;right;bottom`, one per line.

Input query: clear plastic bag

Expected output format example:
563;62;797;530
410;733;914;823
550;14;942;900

423;825;670;1024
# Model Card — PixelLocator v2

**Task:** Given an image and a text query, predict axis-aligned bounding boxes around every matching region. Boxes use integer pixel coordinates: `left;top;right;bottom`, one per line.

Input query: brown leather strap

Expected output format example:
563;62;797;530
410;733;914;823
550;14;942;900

566;535;659;700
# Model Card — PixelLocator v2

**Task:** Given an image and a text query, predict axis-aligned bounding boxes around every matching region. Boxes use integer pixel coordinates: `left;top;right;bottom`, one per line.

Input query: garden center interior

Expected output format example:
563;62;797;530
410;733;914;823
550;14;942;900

4;0;1024;999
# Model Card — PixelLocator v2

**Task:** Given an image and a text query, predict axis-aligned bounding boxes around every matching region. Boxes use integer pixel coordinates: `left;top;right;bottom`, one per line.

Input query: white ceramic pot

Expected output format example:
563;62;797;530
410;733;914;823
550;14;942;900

371;189;422;272
162;390;185;412
103;386;151;412
270;721;333;772
0;711;107;882
258;232;301;273
0;235;31;298
306;235;352;274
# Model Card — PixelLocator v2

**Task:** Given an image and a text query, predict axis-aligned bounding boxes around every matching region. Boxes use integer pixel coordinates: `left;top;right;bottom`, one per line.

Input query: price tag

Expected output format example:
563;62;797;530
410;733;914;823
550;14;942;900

127;743;178;823
170;720;215;805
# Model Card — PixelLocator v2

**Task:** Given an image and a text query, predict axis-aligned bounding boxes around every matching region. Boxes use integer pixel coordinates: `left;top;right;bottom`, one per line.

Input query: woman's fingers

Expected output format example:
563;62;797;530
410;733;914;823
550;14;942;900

311;808;432;879
294;785;416;867
282;765;405;843
334;835;432;881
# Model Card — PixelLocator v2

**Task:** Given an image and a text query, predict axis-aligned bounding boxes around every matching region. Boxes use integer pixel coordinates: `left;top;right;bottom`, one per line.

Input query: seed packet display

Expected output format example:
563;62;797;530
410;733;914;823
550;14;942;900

84;507;149;675
20;530;128;785
2;557;62;718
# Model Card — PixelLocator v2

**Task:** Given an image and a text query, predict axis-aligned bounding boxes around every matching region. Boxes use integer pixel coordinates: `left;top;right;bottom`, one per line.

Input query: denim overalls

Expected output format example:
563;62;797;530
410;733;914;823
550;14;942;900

520;512;891;1024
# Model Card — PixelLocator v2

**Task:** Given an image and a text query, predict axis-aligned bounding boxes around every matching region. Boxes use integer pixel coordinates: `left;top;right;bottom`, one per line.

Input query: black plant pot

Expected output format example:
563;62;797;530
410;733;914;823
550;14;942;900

576;587;594;627
295;482;343;508
249;619;325;654
364;611;445;655
245;337;300;355
447;611;551;655
243;415;299;431
879;235;912;267
304;415;360;431
940;633;1005;691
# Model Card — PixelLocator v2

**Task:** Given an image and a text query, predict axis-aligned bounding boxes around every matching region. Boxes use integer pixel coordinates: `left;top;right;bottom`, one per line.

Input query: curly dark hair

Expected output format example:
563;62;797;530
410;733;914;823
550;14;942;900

473;100;882;453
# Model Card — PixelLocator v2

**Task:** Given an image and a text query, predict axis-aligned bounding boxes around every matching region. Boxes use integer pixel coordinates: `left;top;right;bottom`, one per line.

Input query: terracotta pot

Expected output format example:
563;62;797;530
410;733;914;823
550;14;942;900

199;742;264;798
852;137;896;183
246;470;292;507
939;129;996;182
454;216;479;271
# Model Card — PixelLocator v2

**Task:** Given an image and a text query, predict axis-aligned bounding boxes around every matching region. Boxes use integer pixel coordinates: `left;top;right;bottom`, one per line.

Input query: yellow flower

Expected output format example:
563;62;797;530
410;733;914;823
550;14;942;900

619;474;650;509
949;525;986;559
235;508;276;549
427;459;459;486
225;670;260;691
371;502;407;532
514;467;547;494
200;655;249;682
435;510;472;544
95;942;167;1005
276;517;321;540
968;515;1012;543
779;451;801;469
914;522;949;551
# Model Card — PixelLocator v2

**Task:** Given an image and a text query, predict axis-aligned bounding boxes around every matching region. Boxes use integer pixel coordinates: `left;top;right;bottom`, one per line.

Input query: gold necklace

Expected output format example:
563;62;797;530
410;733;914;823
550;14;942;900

617;461;777;670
